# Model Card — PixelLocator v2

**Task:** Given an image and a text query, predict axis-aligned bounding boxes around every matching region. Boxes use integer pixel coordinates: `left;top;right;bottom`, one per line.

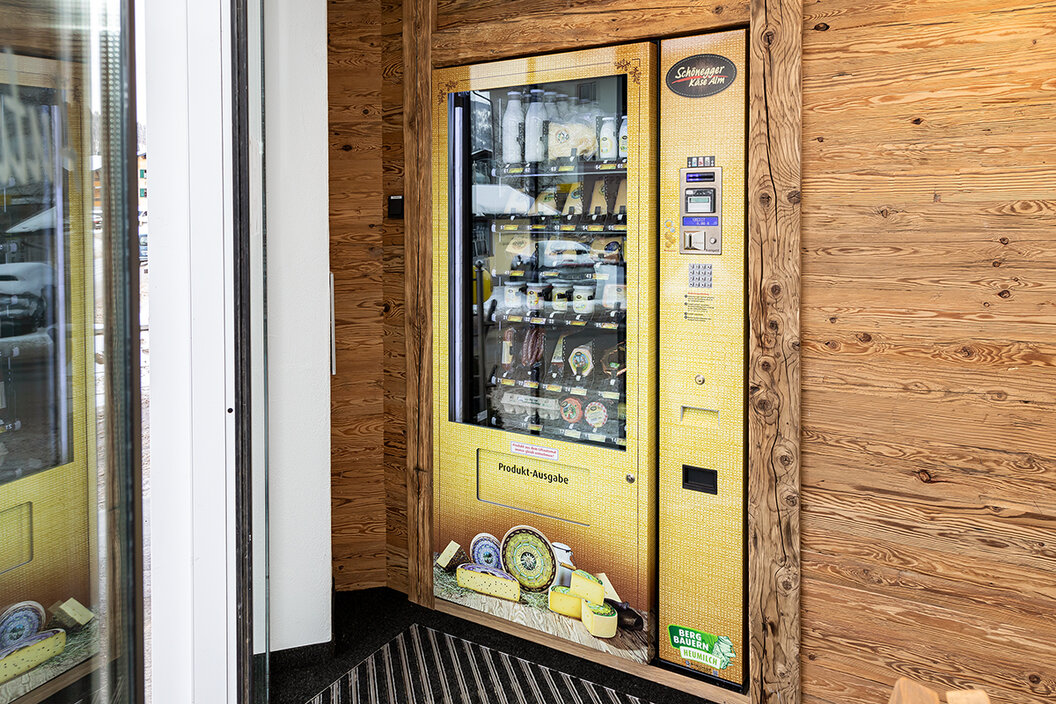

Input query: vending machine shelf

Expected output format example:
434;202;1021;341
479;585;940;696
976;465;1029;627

495;311;626;330
495;158;628;179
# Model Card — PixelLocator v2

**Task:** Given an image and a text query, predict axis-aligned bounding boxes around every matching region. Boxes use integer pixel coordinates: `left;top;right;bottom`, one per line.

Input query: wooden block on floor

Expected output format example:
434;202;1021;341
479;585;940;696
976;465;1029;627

946;691;991;704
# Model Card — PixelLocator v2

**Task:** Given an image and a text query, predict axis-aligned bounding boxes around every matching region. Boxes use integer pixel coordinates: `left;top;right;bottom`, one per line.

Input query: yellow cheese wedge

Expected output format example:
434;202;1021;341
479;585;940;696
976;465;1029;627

581;600;617;639
435;540;469;572
569;569;605;604
48;598;95;631
547;585;583;619
456;564;521;602
0;629;66;684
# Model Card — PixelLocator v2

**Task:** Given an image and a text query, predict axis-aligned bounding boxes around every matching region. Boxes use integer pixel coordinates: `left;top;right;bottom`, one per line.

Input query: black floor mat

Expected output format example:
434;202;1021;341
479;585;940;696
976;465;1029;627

306;623;653;704
270;588;714;704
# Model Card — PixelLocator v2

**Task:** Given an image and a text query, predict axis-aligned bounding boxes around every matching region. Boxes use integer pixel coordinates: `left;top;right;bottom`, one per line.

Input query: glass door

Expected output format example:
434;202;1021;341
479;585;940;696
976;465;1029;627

0;0;143;701
449;75;631;448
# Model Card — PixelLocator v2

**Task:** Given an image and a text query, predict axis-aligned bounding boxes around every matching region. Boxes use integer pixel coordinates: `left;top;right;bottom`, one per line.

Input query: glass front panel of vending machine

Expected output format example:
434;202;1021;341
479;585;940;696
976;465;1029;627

433;44;656;663
451;75;630;447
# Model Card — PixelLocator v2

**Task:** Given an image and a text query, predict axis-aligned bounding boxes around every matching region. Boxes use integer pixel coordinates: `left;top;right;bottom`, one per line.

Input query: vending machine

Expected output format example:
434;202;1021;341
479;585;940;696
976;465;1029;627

432;30;747;691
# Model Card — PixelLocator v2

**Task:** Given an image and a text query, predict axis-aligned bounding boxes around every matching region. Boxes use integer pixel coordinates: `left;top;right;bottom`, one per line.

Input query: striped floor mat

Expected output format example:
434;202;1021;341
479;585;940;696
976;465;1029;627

307;624;653;704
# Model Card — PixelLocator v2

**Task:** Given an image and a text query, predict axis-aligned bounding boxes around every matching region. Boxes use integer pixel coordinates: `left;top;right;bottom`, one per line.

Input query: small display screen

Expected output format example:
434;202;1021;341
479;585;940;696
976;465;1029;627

686;172;716;182
687;195;714;213
683;216;719;227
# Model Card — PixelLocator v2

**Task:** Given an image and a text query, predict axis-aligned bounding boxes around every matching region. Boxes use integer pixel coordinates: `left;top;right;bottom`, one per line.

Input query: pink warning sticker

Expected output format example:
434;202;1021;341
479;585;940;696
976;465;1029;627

510;441;559;462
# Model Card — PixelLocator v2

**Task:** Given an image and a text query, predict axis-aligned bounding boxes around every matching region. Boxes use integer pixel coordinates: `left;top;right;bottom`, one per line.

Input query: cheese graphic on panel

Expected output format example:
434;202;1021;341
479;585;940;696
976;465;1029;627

547;585;584;619
456;564;522;602
580;600;618;639
568;569;605;604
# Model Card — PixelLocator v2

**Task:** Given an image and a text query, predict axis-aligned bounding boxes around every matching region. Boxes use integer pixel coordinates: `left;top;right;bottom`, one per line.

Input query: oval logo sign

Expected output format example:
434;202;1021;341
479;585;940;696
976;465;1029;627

665;54;737;98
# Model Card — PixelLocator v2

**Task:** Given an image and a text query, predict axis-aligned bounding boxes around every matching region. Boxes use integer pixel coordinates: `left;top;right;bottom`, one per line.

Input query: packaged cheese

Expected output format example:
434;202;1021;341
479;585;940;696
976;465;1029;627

614;178;627;214
562;182;585;216
588;179;609;216
529;186;561;216
581;600;618;638
569;569;605;604
548;120;598;160
456;564;521;602
548;585;584;619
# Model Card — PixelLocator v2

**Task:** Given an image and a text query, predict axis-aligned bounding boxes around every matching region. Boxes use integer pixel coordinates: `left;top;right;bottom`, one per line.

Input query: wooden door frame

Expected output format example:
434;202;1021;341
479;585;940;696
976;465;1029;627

402;1;801;701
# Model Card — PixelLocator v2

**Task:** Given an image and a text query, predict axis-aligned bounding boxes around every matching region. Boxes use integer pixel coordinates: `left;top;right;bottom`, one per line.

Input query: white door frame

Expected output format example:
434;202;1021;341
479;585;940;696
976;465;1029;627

145;0;238;700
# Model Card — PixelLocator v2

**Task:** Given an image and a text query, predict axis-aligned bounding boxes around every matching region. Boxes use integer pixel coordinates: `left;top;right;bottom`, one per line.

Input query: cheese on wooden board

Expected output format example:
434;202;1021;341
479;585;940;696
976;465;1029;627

547;586;584;619
596;572;621;603
435;540;469;572
569;569;605;604
456;564;521;602
580;600;617;638
0;629;66;684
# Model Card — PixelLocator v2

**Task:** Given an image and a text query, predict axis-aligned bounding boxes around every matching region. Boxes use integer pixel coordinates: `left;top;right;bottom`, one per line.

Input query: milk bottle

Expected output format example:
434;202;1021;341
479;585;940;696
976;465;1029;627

502;91;524;164
618;116;628;159
599;116;617;160
524;89;547;163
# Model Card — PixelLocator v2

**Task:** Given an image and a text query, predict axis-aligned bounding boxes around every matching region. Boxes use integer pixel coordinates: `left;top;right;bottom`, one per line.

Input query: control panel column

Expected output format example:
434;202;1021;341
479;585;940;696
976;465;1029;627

656;30;748;690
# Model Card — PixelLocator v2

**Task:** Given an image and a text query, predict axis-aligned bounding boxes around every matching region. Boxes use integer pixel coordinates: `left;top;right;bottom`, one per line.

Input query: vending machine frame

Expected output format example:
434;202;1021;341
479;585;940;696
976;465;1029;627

406;3;803;701
431;43;659;663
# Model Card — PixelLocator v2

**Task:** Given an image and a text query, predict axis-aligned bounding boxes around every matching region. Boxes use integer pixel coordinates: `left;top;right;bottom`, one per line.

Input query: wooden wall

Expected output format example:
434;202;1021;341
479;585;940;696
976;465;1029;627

328;0;408;591
799;1;1056;702
329;0;1056;701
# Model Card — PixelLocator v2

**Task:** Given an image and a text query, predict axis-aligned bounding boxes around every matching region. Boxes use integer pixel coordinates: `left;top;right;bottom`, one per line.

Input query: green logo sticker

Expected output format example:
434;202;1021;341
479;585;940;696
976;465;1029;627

668;625;736;670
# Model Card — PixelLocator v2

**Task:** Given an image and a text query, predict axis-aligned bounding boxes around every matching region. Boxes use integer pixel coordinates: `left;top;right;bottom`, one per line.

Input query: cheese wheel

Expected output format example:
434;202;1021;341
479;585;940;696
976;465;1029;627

457;564;521;602
581;600;618;639
547;585;583;619
0;629;66;684
569;569;605;604
469;533;503;569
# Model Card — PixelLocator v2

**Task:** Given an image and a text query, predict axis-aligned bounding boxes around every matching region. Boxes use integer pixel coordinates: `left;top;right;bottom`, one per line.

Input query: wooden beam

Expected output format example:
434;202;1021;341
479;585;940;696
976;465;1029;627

402;0;436;608
430;0;746;67
747;0;802;702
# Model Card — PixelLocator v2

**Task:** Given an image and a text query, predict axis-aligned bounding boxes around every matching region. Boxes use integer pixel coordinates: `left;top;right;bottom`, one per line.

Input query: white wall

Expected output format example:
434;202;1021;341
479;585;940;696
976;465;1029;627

264;0;333;652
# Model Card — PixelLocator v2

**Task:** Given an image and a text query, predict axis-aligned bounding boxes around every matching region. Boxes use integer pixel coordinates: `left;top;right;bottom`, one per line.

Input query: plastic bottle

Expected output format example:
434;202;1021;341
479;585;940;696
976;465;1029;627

524;90;547;163
618;116;628;159
502;91;524;164
599;117;617;160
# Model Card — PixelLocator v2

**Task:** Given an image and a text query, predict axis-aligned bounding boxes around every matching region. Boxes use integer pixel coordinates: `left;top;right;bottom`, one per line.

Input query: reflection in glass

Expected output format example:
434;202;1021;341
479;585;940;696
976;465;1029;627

0;0;142;701
449;75;629;449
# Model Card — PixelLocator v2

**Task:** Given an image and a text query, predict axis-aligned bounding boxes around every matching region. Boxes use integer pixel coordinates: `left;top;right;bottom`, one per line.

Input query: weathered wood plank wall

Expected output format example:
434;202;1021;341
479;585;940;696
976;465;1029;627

799;1;1056;702
329;0;1056;701
329;0;392;590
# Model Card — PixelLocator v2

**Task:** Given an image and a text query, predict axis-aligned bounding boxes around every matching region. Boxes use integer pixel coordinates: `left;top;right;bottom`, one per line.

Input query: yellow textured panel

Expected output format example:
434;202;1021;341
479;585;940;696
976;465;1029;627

658;30;748;688
432;43;657;661
477;450;592;526
0;58;95;614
